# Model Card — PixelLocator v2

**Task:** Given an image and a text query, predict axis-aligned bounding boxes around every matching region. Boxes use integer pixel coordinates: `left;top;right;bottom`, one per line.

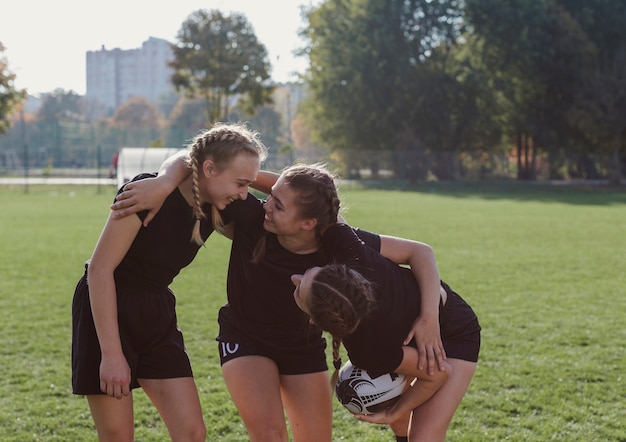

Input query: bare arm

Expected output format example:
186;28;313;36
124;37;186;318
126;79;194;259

251;170;279;194
111;151;191;225
379;235;447;374
88;212;142;398
355;346;450;425
111;151;277;226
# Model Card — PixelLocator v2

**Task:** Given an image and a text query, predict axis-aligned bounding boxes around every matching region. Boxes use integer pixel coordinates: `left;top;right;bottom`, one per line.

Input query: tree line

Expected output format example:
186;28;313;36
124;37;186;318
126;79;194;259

301;0;625;183
1;1;625;183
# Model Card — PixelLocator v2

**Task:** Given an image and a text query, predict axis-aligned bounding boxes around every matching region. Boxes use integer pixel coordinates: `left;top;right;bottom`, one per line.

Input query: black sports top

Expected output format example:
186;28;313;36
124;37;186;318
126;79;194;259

219;193;334;348
113;173;214;290
322;223;424;377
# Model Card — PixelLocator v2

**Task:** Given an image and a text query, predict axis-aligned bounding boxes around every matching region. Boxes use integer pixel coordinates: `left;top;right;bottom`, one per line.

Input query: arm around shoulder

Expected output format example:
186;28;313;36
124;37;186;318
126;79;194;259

111;151;191;224
251;170;279;195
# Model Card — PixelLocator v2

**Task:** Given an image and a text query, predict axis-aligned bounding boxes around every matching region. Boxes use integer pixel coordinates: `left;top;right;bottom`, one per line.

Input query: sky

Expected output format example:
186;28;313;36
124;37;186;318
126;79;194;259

1;0;321;96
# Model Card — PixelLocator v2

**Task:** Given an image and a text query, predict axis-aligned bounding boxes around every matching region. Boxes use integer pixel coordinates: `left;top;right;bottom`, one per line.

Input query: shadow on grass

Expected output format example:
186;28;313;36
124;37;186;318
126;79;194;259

339;179;626;206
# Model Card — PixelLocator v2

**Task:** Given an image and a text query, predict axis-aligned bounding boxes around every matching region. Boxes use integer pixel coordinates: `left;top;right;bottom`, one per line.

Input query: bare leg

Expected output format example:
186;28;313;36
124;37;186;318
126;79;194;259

87;393;134;442
409;359;477;442
390;413;411;438
389;377;415;438
140;377;206;442
281;371;333;442
222;356;289;442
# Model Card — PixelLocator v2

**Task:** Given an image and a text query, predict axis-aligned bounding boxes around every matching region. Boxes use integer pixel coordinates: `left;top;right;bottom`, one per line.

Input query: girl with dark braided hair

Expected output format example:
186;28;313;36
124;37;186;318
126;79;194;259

71;122;267;441
291;224;481;442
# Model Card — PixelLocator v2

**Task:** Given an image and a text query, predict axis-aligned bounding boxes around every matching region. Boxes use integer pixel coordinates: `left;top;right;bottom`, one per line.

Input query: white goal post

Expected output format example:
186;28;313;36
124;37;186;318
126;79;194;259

116;147;184;189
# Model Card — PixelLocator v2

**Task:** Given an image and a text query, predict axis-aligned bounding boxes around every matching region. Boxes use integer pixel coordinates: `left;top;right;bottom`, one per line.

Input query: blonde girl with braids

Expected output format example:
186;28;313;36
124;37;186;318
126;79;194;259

71;122;267;442
111;162;344;441
291;224;481;442
184;123;268;244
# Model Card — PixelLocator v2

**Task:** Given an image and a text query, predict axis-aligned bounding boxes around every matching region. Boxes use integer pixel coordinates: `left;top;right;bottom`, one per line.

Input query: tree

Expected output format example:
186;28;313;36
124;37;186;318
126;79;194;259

560;0;626;184
36;89;85;124
408;40;505;180
111;97;163;147
466;0;595;180
242;105;281;151
301;0;467;177
112;97;162;129
0;42;27;135
570;45;626;185
167;97;208;134
170;9;274;123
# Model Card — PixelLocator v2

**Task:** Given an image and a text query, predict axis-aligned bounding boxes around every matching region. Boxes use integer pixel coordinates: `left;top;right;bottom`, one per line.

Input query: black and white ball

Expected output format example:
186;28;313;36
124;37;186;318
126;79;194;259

335;360;407;415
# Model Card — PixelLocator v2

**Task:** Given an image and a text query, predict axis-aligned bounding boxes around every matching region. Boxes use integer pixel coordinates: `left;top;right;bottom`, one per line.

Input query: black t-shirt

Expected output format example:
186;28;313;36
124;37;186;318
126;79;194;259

218;193;331;347
322;223;421;377
113;173;214;290
218;194;389;351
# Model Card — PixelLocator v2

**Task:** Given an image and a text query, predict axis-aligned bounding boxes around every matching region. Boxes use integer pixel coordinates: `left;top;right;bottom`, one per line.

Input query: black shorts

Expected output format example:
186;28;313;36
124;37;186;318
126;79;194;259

71;267;193;395
216;308;328;375
439;282;481;363
216;338;328;375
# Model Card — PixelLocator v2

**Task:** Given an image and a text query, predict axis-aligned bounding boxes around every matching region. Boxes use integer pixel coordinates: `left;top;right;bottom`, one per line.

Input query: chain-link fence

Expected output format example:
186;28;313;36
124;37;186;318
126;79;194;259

0;122;621;183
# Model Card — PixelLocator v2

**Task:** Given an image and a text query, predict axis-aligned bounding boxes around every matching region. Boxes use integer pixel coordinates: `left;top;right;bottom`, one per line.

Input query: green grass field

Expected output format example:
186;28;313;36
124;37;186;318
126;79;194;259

1;182;625;441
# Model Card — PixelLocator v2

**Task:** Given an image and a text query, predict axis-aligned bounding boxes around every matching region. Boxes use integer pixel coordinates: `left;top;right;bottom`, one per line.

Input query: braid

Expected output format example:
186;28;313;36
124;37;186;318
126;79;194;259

305;264;375;388
186;122;267;245
284;163;340;231
310;279;364;336
190;139;207;245
330;336;343;387
320;180;340;226
307;264;376;337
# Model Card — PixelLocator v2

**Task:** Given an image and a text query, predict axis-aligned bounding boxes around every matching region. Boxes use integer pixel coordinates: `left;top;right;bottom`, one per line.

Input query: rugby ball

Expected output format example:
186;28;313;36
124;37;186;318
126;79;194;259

335;360;407;415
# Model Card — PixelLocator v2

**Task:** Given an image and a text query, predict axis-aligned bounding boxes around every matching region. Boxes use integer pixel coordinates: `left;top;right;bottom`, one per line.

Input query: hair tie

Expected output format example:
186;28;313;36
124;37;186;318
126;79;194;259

333;357;342;371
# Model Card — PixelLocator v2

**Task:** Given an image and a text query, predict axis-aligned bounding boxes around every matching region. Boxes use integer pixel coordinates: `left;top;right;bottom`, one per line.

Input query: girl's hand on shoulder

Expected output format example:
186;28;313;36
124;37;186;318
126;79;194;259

110;177;169;226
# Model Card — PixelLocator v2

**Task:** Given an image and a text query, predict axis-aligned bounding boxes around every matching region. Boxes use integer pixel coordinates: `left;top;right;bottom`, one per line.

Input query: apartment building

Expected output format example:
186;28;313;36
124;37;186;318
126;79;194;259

86;37;174;112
